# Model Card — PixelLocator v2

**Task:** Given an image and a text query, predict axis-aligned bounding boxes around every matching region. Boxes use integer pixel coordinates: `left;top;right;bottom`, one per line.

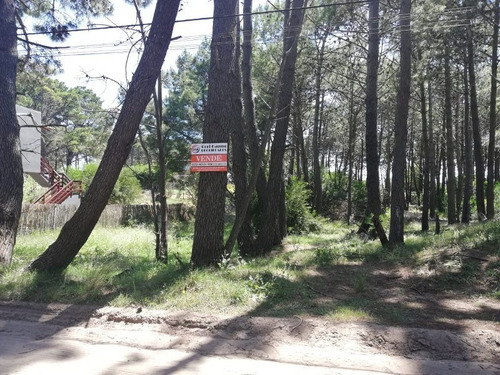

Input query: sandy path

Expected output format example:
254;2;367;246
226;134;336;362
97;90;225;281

0;301;499;374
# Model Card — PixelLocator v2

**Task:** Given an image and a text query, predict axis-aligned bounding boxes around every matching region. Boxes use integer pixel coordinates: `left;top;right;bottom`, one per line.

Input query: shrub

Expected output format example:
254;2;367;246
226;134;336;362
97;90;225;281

110;168;142;204
67;163;141;204
322;172;367;220
285;177;321;234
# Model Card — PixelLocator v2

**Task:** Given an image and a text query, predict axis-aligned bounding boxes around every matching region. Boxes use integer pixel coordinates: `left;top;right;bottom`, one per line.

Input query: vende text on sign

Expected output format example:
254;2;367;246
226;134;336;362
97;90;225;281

190;143;228;172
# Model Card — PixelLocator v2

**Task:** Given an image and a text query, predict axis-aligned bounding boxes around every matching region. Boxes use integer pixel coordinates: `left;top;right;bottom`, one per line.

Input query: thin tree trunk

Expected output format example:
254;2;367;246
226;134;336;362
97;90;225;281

136;128;160;257
487;0;499;219
132;0;167;260
29;0;181;271
428;81;436;219
154;77;168;262
440;125;447;213
455;89;463;219
445;39;457;224
365;0;383;223
468;24;486;219
496;149;500;181
462;55;473;224
242;0;267;209
420;77;430;231
347;90;356;224
0;0;22;266
312;32;327;213
383;132;392;208
389;0;412;245
231;14;254;256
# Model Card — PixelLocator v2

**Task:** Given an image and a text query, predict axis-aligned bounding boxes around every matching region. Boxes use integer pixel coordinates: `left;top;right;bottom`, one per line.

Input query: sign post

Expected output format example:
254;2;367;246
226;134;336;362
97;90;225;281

190;143;228;172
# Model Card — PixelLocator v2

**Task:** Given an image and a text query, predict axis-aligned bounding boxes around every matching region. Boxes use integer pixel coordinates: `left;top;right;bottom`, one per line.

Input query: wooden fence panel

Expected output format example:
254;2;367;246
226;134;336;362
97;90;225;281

19;204;194;235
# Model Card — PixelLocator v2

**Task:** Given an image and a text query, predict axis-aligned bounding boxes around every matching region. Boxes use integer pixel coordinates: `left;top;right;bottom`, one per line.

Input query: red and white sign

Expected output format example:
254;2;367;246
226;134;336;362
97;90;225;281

190;143;228;172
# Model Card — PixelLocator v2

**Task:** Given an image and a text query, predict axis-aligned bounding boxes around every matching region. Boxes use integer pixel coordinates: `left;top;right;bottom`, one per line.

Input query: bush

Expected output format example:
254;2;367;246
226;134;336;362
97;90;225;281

322;172;367;220
23;175;47;203
128;164;157;190
285;177;321;234
110;168;142;204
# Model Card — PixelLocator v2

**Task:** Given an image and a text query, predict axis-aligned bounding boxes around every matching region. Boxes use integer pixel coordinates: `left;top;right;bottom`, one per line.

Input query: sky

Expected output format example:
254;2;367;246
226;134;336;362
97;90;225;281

31;0;268;108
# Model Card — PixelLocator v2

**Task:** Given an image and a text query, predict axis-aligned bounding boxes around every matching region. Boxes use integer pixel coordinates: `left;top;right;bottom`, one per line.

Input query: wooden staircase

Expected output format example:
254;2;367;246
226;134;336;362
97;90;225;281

33;158;82;204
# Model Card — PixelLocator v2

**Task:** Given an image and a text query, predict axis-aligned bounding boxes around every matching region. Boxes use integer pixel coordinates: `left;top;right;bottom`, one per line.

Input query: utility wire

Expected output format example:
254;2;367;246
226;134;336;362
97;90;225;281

20;2;488;59
20;0;371;37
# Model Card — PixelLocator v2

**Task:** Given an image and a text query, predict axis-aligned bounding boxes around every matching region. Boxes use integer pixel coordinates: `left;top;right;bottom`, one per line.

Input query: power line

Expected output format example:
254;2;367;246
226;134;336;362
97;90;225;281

20;0;370;37
27;14;483;60
19;1;488;59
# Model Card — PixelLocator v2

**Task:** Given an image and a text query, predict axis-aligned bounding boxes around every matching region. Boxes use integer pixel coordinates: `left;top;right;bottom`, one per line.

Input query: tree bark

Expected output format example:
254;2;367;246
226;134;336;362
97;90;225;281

191;0;240;267
467;24;486;219
444;40;457;224
254;0;306;254
347;83;356;225
293;88;310;183
231;12;254;256
242;0;267;211
312;32;327;213
462;55;473;224
455;88;463;219
154;77;168;262
0;0;22;266
487;0;499;219
420;77;430;231
365;0;383;221
28;0;181;271
389;0;411;245
428;81;436;219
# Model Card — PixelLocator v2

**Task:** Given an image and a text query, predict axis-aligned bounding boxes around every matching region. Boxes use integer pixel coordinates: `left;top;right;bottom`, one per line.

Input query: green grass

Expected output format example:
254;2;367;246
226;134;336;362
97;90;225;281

1;218;499;324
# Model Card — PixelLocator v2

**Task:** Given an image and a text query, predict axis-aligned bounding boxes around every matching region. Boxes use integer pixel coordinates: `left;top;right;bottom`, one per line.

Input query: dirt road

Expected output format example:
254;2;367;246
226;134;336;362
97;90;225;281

0;301;499;374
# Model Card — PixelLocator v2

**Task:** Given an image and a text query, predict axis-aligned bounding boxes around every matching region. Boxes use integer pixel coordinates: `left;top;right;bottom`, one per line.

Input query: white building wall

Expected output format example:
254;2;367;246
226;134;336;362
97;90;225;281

17;104;42;174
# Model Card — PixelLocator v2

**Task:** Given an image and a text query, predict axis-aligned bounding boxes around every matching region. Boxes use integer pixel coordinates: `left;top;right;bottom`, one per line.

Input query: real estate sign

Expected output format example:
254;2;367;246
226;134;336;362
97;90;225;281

190;143;228;172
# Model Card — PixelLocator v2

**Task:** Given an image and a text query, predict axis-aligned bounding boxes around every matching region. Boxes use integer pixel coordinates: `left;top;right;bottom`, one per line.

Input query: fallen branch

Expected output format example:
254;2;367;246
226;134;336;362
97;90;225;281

306;283;333;298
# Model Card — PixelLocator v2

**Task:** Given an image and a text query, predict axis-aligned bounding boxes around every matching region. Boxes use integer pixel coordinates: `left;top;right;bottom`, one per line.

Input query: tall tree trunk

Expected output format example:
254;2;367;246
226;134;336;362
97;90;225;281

455;91;463;219
468;24;486;219
420;77;430;231
29;0;181;271
487;0;499;219
154;77;168;262
389;0;411;245
496;149;500;181
296;94;310;184
231;13;254;256
347;84;356;225
242;0;267;210
312;32;327;213
255;0;306;254
462;56;473;224
445;40;457;224
224;2;302;256
136;128;161;259
365;0;383;221
428;81;437;219
408;118;417;207
383;131;392;208
191;0;240;267
0;0;22;266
